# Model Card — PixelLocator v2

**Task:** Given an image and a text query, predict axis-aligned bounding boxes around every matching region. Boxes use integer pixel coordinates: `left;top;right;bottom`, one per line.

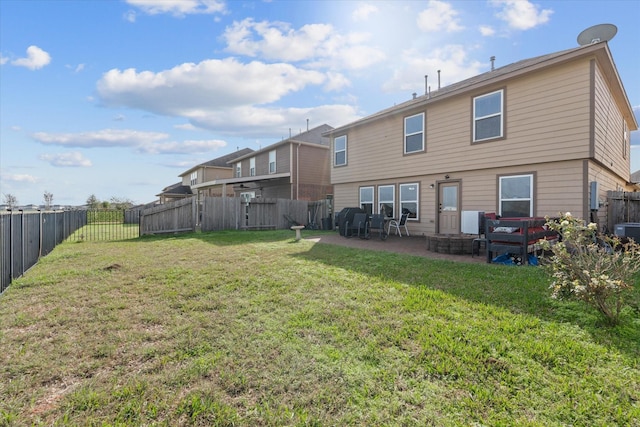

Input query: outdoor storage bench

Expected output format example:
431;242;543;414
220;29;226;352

485;217;558;265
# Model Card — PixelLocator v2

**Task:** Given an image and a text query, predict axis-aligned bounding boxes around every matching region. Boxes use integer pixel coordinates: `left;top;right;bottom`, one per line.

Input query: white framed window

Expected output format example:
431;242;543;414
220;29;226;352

404;113;424;154
399;183;419;220
235;163;242;178
334;135;347;166
249;157;256;176
473;89;503;142
269;150;276;174
499;174;533;217
359;186;374;215
190;171;197;186
378;185;395;218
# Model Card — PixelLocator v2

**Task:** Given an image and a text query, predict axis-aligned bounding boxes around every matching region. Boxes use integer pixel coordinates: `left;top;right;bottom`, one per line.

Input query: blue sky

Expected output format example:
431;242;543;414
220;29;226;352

1;0;639;207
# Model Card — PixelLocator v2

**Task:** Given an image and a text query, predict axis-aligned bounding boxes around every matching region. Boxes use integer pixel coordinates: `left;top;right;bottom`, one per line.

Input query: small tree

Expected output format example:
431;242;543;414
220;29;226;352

110;196;133;210
86;194;100;209
3;193;18;209
540;212;640;325
43;191;53;209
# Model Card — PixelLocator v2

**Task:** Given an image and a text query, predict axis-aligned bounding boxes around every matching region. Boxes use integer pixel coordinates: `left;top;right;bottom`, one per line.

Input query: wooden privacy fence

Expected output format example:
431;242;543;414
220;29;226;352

140;198;197;235
606;191;640;231
201;197;309;231
140;197;330;235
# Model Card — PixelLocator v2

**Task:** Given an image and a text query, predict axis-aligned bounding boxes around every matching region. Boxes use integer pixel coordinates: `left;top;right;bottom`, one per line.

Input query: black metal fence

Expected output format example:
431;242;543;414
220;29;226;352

1;210;85;294
0;209;140;295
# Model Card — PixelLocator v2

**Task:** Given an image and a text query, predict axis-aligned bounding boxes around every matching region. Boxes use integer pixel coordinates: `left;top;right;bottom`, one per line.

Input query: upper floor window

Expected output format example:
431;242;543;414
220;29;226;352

473;89;503;142
378;185;395;218
359;186;374;215
399;183;419;220
404;113;424;154
190;171;197;186
334;135;347;166
499;174;533;218
269;150;276;174
249;157;256;176
235;163;241;178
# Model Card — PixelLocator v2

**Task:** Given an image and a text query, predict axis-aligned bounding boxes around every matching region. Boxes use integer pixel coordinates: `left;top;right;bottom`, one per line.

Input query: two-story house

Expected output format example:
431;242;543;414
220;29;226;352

157;148;254;203
194;124;334;201
324;41;637;236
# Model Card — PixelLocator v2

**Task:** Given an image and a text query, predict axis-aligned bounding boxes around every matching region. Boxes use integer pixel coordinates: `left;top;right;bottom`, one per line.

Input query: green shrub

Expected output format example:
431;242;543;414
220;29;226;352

540;212;640;325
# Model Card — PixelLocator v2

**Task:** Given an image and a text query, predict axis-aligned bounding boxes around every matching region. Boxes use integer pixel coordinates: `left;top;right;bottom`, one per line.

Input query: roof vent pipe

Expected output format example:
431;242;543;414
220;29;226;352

437;70;441;90
428;86;431;99
306;118;309;131
490;56;495;71
424;75;428;95
412;92;417;99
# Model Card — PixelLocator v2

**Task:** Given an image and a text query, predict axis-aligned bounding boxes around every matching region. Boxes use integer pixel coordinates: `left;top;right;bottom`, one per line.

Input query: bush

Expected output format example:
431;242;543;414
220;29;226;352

539;212;640;325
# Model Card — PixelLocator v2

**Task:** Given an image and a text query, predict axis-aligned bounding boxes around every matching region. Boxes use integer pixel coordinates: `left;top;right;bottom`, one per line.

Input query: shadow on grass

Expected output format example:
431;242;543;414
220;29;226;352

293;238;640;359
116;229;639;358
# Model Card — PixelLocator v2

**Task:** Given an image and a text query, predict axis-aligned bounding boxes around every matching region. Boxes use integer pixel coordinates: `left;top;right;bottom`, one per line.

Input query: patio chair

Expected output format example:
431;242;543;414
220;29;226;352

367;213;388;240
346;213;369;238
388;213;410;237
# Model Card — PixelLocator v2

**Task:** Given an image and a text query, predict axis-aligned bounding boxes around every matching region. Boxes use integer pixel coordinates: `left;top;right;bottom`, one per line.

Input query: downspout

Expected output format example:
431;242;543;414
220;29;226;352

296;143;301;200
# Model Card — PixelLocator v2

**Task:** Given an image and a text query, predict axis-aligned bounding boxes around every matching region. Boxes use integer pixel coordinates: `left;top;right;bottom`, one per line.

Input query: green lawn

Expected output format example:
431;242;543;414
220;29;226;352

1;230;638;426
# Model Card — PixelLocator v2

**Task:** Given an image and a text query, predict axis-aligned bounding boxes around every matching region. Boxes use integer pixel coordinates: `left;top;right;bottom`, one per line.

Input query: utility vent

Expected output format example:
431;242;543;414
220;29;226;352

614;223;640;240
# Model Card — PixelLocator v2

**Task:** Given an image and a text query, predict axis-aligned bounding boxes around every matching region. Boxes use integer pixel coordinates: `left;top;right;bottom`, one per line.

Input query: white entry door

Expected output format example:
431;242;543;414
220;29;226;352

438;182;460;235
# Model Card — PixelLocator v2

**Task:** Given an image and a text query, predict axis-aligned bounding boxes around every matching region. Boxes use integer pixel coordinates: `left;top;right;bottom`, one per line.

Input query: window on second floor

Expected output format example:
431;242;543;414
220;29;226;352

404;113;424;154
473;89;503;142
269;150;276;174
249;157;256;176
235;163;242;178
190;171;197;186
399;183;419;220
499;174;533;218
378;185;395;218
334;135;347;166
359;186;374;215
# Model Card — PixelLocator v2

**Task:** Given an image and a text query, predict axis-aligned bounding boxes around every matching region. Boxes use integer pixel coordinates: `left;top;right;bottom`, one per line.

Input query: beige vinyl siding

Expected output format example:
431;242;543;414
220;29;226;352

298;145;330;185
334;161;587;236
593;63;629;180
276;145;291;174
333;59;592;187
202;167;233;182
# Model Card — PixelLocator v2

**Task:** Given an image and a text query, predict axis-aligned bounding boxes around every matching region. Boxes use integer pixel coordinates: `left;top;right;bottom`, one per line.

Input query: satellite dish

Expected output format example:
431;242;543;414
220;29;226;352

577;23;617;46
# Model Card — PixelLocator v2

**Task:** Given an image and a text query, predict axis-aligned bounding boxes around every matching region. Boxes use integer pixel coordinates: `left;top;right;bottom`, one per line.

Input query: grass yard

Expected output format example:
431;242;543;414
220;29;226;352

0;230;638;426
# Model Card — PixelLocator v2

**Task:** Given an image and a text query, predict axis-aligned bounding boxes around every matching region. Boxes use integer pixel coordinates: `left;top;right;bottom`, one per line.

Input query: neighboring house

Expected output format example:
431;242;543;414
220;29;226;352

632;170;640;183
324;41;638;236
194;124;334;201
158;148;254;203
156;182;193;204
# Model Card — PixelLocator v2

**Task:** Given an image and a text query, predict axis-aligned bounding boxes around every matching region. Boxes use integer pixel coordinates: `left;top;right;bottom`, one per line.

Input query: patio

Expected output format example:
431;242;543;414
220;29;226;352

305;232;486;264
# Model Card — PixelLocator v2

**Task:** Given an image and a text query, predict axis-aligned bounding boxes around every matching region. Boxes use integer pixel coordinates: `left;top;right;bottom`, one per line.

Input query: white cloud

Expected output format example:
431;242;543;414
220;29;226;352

417;0;463;33
124;10;137;22
1;173;38;184
32;129;168;148
190;104;362;136
138;139;227;154
97;58;326;117
492;0;553;30
11;45;51;70
479;25;496;36
174;123;197;131
352;4;378;22
31;128;231;155
382;45;484;93
222;18;386;70
126;0;225;16
39;152;92;167
0;54;8;65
